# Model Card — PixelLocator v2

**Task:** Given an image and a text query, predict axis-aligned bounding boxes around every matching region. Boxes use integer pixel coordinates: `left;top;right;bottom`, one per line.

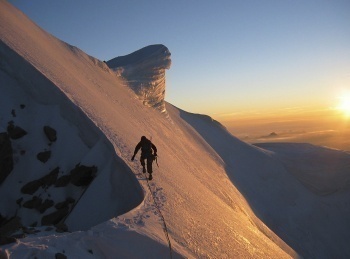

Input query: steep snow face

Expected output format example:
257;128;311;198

0;3;293;258
0;41;144;231
107;45;171;113
179;107;350;258
0;2;143;232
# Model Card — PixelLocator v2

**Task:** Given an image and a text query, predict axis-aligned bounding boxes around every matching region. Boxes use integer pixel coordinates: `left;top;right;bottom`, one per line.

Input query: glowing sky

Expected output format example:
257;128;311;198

8;0;350;118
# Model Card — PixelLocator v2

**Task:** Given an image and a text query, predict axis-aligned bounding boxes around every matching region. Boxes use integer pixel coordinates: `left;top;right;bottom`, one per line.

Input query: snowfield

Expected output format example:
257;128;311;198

1;1;350;258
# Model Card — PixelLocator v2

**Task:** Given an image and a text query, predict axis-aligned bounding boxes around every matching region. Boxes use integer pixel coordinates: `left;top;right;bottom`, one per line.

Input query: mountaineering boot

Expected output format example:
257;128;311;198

143;166;146;173
149;174;153;180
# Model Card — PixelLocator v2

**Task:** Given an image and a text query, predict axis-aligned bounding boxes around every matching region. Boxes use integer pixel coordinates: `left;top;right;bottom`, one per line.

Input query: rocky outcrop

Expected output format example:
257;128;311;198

0;236;17;246
55;253;67;259
107;44;171;113
0;132;13;184
37;150;51;163
55;197;75;210
7;122;27;139
70;164;97;186
21;167;59;195
55;175;71;187
23;197;54;213
0;217;22;236
41;207;69;226
43;126;57;142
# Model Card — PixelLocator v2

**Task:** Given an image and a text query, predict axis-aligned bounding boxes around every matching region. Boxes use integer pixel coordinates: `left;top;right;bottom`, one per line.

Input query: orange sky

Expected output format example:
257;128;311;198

215;105;350;151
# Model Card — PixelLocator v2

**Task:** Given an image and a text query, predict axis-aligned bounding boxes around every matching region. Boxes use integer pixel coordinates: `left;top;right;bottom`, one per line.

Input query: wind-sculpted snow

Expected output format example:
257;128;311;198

107;45;171;113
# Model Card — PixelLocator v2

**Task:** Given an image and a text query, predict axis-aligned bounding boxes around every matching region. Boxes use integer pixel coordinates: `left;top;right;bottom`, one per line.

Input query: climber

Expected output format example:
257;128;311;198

131;136;157;180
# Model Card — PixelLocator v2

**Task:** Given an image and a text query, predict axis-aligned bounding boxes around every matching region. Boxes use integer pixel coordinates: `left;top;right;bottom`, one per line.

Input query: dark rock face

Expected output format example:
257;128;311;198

23;196;42;209
55;197;75;210
43;126;57;142
23;197;54;213
40;167;59;186
39;199;54;213
20;180;42;195
70;164;97;186
7;122;27;139
41;207;69;226
0;214;7;226
37;150;51;163
21;167;59;194
0;132;13;184
0;236;17;246
0;217;22;236
55;175;71;187
55;252;67;259
16;197;23;206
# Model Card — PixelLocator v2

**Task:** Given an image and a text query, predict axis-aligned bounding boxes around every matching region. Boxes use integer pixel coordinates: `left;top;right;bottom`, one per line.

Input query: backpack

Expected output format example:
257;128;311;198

141;139;153;156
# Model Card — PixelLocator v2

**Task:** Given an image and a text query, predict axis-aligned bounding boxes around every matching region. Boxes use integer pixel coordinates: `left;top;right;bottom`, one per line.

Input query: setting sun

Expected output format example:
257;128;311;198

337;93;350;116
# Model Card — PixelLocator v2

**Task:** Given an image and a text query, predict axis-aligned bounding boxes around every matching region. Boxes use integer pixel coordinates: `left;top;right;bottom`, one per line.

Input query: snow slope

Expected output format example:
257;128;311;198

1;1;350;258
179;109;350;258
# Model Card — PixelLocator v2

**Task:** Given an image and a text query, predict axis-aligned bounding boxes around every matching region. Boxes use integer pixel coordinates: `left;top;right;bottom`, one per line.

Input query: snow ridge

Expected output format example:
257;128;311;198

107;44;171;113
2;1;350;258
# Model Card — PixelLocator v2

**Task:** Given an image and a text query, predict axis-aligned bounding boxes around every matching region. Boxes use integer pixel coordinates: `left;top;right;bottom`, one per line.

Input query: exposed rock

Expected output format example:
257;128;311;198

55;253;67;259
20;104;25;109
40;167;59;187
20;180;42;195
0;217;22;236
21;167;59;194
0;132;13;184
0;236;17;246
107;44;171;113
11;233;26;239
7;122;27;139
11;109;16;117
38;199;54;213
41;207;69;226
37;150;51;163
55;197;75;210
30;222;37;227
23;196;42;209
70;164;97;186
55;175;71;187
0;250;8;259
55;222;68;233
43;126;57;142
23;227;38;234
0;214;7;226
24;197;54;213
16;197;23;207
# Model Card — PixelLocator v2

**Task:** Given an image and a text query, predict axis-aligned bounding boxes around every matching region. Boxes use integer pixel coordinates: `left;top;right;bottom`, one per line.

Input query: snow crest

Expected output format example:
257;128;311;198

107;44;171;113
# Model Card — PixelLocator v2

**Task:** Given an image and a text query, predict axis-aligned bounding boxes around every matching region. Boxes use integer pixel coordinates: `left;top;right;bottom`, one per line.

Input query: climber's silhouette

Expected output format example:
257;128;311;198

132;136;157;180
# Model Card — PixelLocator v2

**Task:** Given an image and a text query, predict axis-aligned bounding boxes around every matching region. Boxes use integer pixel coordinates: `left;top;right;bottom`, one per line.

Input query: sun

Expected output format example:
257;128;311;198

337;93;350;117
